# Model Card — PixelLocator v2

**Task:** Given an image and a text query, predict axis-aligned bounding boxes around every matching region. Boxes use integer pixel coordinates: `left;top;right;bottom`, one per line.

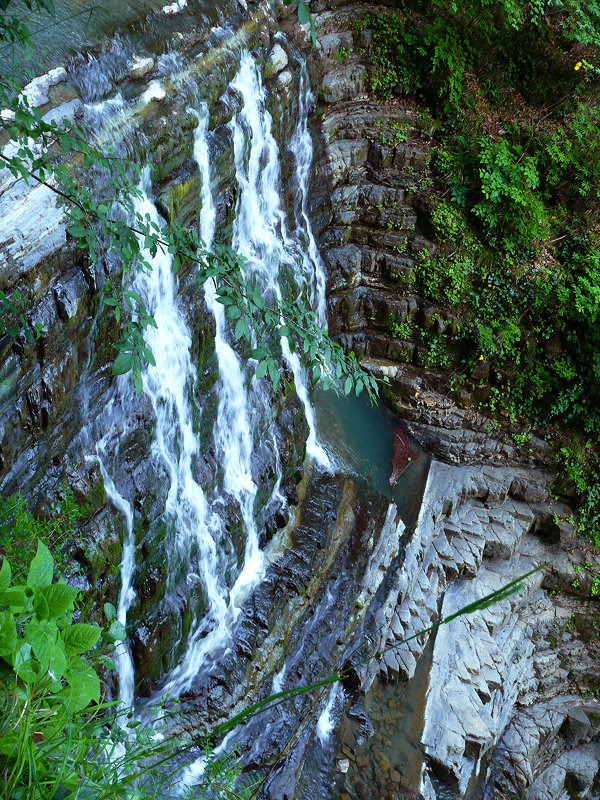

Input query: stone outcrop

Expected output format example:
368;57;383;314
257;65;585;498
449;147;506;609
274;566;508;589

0;0;312;692
301;2;600;798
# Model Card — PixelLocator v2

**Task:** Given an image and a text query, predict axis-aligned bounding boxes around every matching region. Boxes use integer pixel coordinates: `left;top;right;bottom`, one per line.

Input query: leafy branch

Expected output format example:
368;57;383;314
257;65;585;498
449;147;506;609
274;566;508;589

0;43;380;400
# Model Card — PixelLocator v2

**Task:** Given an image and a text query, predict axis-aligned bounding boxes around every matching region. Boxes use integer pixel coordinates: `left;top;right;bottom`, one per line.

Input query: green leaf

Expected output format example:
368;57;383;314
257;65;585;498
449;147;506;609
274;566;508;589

344;376;353;395
297;0;310;25
234;318;249;341
143;346;156;367
66;224;86;239
0;610;17;658
62;623;102;655
14;643;37;683
0;587;26;611
33;589;49;621
255;361;268;380
62;655;100;713
25;618;66;680
27;541;53;589
42;582;78;618
112;352;134;376
104;603;116;622
268;360;280;392
0;559;11;593
104;620;126;644
226;305;242;320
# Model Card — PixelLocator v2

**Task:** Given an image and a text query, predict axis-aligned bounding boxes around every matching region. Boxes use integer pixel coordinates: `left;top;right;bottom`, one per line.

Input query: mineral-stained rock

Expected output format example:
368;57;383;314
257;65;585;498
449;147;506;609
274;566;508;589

264;43;288;78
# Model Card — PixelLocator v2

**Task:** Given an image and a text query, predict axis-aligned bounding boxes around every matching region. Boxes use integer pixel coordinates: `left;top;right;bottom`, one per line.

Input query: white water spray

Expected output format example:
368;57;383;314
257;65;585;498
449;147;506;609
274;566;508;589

229;53;330;469
193;103;265;608
316;682;344;746
291;59;328;327
91;403;136;710
161;102;269;695
94;47;331;714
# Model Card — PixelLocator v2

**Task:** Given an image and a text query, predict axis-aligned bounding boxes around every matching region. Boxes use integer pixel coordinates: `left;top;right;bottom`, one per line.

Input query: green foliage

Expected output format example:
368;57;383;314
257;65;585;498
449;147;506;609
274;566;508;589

472;136;548;253
386;313;412;340
361;0;600;539
557;446;600;546
0;541;107;797
362;0;600;109
0;489;87;581
0;538;255;800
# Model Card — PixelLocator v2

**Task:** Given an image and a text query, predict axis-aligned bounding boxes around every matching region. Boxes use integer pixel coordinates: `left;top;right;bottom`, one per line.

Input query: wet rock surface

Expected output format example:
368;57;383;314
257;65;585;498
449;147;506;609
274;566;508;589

0;0;310;691
302;1;600;798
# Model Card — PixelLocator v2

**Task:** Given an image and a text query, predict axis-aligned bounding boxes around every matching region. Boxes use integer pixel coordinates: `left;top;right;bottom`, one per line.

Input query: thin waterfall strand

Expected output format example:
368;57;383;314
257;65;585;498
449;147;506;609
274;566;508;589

230;52;330;468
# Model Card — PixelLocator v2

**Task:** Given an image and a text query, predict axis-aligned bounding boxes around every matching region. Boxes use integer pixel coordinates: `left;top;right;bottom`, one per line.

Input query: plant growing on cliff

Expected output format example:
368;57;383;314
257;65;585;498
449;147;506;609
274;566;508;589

0;489;86;580
360;0;600;539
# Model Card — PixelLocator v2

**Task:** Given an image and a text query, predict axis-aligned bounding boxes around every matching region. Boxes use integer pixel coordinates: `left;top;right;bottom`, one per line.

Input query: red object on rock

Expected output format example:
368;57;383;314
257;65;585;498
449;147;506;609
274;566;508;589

390;426;416;487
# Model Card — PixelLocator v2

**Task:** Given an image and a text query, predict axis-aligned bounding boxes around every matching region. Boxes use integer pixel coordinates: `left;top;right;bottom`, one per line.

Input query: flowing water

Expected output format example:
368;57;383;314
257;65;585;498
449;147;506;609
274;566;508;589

93;406;137;710
229;51;331;469
90;43;335;722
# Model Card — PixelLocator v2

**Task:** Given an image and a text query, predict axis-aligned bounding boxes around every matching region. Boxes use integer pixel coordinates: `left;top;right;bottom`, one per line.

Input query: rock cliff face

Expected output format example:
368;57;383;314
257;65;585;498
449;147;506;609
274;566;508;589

0;1;599;799
303;2;600;798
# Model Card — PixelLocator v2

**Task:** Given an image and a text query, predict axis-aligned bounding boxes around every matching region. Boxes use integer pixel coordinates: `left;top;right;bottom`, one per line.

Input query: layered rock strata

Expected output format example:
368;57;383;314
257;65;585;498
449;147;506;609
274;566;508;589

302;2;600;798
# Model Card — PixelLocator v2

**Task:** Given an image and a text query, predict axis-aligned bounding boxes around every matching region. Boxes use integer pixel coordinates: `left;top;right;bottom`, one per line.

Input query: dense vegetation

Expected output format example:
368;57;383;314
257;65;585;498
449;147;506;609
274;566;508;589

359;0;600;543
0;530;257;799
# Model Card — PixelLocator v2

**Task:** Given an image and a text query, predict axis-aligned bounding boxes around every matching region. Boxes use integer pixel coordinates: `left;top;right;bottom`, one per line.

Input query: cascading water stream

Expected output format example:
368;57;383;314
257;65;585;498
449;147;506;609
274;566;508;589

229;52;330;468
291;59;328;328
89;44;333;735
161;101;268;696
170;51;334;699
92;404;137;711
194;102;265;611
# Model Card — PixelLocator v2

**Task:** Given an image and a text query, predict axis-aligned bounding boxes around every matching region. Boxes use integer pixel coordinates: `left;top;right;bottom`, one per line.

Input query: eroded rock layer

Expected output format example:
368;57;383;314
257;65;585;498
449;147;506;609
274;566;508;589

303;1;600;798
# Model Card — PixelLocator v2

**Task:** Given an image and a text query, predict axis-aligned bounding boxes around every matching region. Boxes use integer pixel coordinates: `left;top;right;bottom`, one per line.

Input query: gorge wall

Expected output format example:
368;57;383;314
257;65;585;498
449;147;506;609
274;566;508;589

0;1;599;799
305;2;600;798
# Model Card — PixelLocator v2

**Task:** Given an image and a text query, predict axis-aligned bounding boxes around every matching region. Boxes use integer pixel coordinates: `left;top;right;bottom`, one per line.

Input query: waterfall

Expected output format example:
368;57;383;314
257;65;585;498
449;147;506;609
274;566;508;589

291;59;328;328
89;43;330;711
194;102;265;612
229;52;330;468
92;406;136;710
161;100;268;695
316;682;344;746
